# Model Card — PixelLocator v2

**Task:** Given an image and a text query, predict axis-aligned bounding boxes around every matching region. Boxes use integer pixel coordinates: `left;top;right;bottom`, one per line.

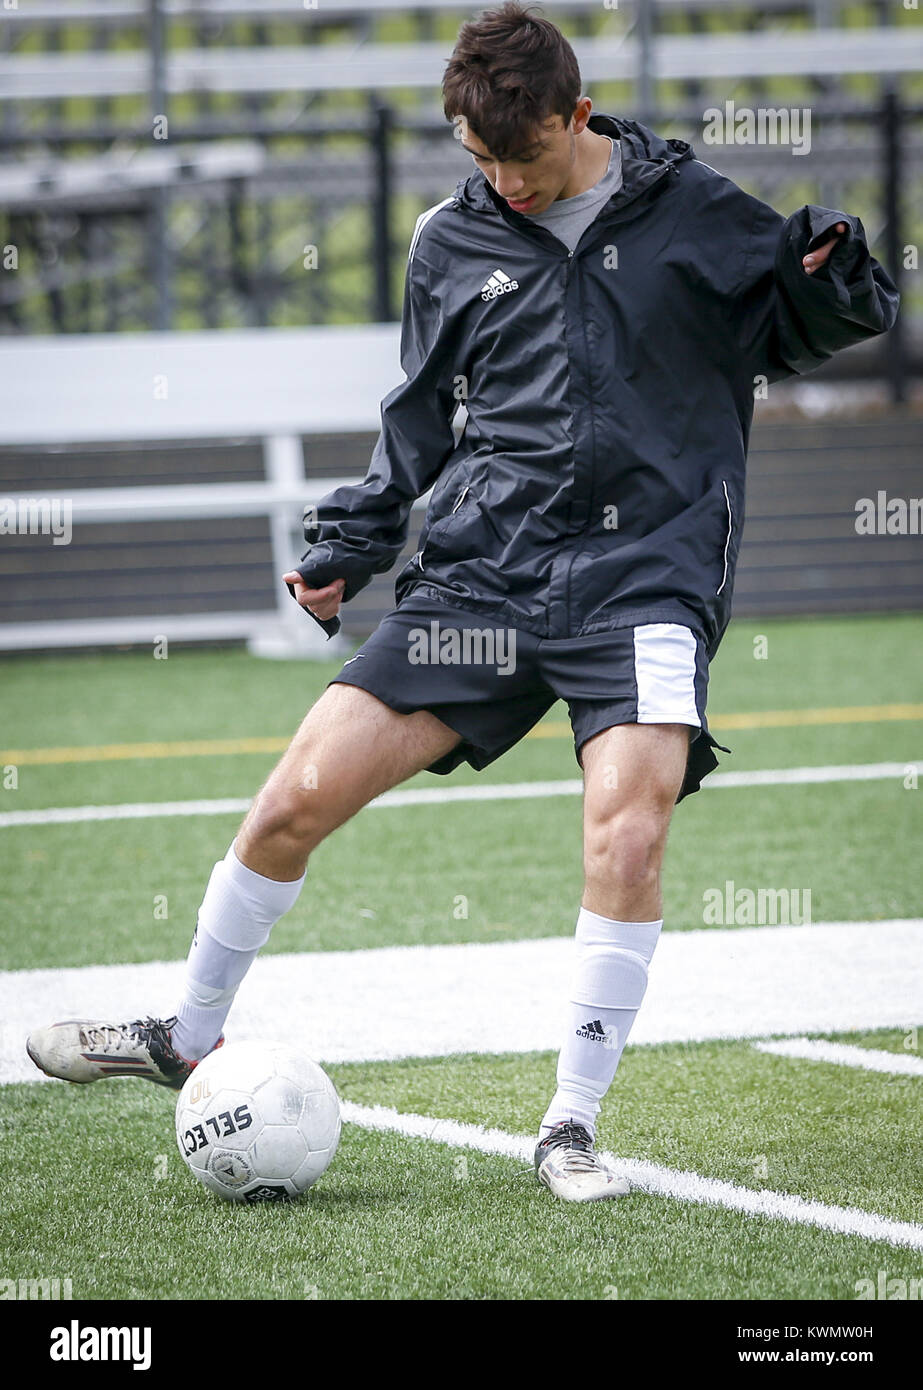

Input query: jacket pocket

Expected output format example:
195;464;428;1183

425;458;475;528
418;472;489;573
423;459;482;540
421;485;480;557
451;483;471;514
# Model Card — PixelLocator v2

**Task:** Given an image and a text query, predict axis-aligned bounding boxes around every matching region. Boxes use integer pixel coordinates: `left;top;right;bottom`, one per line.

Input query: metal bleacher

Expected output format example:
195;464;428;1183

3;27;921;100
0;326;406;656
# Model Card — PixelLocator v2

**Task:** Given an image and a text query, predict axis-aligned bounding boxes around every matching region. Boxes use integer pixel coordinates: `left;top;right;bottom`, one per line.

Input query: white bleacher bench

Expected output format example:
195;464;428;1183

0;325;411;656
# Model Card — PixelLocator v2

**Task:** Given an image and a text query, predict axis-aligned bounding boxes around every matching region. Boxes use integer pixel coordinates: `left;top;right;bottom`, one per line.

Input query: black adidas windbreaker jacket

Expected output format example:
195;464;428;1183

293;113;899;655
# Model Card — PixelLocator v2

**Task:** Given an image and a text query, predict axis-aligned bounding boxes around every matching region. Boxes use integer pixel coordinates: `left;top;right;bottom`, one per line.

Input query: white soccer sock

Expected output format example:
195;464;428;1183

172;841;305;1060
540;908;663;1140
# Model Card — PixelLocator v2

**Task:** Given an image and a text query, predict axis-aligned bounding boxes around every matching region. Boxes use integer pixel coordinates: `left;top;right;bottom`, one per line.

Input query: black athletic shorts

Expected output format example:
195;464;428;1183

330;595;728;801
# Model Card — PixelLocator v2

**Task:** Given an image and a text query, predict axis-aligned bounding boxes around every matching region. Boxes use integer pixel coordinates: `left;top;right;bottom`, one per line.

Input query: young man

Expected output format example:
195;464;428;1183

28;3;898;1201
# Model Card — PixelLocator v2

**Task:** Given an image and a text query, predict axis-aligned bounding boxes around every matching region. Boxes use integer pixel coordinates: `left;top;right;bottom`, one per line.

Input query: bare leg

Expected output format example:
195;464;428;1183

236;682;463;879
167;683;463;1059
580;722;691;920
25;685;464;1083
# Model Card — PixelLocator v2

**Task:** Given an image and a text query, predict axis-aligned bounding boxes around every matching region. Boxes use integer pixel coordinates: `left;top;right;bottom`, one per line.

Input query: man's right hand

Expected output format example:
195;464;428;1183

282;572;346;622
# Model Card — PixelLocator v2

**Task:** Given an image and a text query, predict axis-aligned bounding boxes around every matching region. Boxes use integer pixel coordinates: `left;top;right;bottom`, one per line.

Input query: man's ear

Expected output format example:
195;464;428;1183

570;97;593;135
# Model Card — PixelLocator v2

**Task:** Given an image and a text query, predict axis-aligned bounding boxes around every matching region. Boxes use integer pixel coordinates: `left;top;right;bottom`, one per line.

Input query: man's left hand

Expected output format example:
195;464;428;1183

802;222;848;275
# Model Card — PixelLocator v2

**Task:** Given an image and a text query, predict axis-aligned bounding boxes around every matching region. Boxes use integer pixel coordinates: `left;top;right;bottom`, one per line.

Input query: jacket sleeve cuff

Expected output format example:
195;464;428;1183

787;205;866;311
282;577;342;638
805;205;855;252
295;545;369;605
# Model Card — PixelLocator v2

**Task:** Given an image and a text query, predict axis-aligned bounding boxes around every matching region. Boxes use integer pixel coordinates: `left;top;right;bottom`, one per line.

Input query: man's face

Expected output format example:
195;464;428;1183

456;112;579;216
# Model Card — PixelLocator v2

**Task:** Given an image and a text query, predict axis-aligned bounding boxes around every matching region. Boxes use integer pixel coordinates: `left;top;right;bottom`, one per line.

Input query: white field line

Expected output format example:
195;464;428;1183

754;1038;923;1076
341;1101;923;1253
0;797;253;829
3;921;921;1085
0;761;917;829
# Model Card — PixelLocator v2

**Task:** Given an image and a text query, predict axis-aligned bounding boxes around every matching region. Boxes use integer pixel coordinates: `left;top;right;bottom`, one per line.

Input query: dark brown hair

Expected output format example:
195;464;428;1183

442;2;582;161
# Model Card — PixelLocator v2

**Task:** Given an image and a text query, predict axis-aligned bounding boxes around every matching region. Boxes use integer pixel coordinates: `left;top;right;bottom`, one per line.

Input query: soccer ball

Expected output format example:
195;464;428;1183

175;1041;341;1202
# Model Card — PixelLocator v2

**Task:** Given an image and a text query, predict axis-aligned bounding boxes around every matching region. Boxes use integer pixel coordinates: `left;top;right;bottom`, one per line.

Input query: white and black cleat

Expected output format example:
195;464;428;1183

534;1121;631;1202
26;1016;222;1091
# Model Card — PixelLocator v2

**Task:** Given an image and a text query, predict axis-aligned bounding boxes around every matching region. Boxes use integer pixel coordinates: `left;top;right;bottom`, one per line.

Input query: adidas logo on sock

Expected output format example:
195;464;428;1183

576;1018;619;1049
480;268;520;302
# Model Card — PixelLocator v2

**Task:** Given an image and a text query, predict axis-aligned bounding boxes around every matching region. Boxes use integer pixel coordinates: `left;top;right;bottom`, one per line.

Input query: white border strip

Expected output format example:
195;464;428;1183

754;1037;923;1076
342;1101;923;1251
4;921;921;1081
633;623;700;727
407;196;454;262
0;762;915;829
716;479;733;596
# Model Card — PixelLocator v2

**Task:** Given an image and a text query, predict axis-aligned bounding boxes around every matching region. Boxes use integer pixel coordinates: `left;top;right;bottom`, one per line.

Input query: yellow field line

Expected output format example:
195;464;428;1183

711;703;923;730
0;737;290;766
532;703;923;737
2;703;922;766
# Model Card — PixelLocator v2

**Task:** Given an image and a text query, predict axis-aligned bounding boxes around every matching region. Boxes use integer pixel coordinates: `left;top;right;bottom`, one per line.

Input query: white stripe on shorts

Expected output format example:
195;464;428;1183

632;624;701;727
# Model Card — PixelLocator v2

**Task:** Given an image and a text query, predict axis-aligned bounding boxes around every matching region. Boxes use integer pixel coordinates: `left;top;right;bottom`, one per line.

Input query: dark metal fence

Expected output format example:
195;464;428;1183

1;2;920;403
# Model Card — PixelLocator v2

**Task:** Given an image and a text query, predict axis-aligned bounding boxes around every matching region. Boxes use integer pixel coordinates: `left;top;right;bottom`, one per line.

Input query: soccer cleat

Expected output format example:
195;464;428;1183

534;1121;631;1202
25;1016;223;1091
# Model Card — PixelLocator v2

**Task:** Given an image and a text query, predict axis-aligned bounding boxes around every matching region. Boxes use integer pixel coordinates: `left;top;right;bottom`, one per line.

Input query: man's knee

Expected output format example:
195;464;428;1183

239;692;361;856
239;767;336;861
583;804;672;893
237;682;461;872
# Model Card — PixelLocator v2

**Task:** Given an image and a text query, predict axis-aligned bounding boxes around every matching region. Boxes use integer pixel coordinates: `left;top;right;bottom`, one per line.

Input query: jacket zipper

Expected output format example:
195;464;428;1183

558;167;676;626
454;157;680;625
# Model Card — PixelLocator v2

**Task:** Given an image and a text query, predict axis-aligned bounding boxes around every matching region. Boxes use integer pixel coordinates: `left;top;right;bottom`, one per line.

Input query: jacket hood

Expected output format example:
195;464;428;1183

453;112;694;217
